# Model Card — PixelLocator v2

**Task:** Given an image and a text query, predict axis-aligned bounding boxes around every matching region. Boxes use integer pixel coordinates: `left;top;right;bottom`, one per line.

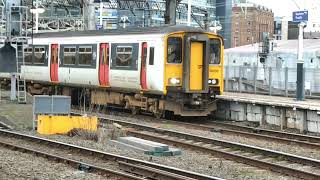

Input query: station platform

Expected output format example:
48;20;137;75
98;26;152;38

215;92;320;134
217;92;320;111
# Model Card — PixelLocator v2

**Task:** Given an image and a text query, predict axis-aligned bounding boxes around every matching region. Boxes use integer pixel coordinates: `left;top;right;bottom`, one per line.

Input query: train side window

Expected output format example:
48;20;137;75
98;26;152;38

63;47;76;65
34;46;46;64
149;47;154;65
24;47;33;64
209;39;221;65
167;37;182;63
116;46;132;67
79;46;92;65
111;43;138;70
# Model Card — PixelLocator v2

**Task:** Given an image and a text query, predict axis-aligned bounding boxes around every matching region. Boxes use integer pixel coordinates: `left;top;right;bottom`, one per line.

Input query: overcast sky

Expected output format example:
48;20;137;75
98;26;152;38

248;0;319;22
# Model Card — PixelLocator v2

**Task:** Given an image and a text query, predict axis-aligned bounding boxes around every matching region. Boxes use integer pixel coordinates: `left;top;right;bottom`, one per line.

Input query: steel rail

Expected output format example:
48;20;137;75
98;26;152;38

206;121;320;144
0;129;221;180
128;130;320;180
0;140;143;180
0;121;12;129
72;111;320;149
153;119;320;149
88;115;320;180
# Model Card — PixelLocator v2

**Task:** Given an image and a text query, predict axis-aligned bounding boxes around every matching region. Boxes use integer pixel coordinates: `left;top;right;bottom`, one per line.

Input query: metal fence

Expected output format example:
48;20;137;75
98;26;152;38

224;66;320;98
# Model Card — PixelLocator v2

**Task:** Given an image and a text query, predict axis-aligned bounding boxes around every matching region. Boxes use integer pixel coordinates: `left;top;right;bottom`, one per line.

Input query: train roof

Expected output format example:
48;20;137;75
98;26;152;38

33;25;207;38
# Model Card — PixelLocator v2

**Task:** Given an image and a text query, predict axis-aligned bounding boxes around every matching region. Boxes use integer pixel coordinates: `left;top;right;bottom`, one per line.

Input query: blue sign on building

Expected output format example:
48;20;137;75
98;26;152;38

293;11;308;22
96;25;103;30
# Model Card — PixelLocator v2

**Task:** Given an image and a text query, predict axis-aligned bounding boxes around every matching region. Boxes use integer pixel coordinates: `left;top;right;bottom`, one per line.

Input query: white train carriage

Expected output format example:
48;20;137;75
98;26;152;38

21;26;224;117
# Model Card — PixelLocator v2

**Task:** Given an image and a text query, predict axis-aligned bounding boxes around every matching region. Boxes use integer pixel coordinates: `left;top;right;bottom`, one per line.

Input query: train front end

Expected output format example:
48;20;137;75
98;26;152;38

164;31;224;116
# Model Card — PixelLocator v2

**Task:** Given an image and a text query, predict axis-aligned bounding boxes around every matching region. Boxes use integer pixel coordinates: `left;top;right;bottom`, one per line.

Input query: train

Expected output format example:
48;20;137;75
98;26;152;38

11;26;224;117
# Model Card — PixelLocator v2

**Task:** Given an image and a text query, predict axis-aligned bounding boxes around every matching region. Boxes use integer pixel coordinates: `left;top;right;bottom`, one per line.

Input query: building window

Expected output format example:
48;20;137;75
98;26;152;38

167;37;182;63
34;47;46;64
78;46;92;65
247;21;251;25
116;46;132;67
209;39;221;64
24;47;33;64
63;47;76;65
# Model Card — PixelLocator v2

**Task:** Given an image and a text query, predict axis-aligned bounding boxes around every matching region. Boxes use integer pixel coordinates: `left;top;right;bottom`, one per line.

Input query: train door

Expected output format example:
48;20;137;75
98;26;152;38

50;44;59;82
189;42;204;91
99;43;110;86
140;42;148;90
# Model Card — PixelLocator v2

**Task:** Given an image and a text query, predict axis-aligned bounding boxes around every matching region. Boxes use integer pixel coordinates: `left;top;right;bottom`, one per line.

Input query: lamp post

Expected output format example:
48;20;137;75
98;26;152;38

30;0;45;33
119;16;130;29
209;20;222;33
296;22;306;101
187;0;191;26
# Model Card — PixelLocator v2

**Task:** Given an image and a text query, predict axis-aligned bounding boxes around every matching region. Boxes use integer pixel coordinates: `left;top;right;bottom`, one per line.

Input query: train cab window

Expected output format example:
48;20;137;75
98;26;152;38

34;47;46;64
116;46;132;67
24;47;33;64
149;47;154;65
167;37;182;63
79;46;92;65
209;39;221;65
63;47;76;65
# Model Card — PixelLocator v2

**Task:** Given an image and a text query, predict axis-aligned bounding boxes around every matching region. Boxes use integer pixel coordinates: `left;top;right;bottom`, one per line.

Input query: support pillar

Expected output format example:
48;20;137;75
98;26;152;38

261;106;267;125
165;0;176;25
300;110;307;133
296;22;306;101
10;74;16;101
280;108;287;130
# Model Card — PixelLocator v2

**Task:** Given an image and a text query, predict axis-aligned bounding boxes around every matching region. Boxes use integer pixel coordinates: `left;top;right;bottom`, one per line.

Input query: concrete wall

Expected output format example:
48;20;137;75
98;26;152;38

214;100;319;133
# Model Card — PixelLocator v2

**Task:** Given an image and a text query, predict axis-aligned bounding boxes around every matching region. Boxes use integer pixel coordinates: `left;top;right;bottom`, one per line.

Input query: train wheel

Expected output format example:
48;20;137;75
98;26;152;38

154;112;164;119
131;107;140;115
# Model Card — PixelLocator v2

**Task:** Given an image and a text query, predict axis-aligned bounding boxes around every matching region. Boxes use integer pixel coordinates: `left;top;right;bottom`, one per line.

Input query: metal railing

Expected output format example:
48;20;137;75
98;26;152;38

224;65;320;99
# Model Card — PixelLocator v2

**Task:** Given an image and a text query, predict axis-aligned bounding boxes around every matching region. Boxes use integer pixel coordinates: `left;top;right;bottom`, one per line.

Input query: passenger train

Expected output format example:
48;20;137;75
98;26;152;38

17;26;224;117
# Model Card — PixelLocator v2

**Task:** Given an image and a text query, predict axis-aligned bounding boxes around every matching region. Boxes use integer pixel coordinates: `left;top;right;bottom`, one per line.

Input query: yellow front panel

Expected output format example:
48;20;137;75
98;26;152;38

37;115;98;135
190;42;203;91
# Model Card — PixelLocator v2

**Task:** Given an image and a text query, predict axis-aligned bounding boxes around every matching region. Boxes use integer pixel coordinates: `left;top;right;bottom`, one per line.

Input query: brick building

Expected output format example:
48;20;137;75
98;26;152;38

231;4;274;48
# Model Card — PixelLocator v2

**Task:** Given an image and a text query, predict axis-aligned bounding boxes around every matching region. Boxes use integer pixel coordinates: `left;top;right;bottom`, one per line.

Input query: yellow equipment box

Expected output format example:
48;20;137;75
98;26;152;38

37;115;98;135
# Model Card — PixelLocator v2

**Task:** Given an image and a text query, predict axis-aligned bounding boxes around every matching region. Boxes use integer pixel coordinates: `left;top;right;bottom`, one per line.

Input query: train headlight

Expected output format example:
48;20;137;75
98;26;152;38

169;78;181;85
208;79;218;85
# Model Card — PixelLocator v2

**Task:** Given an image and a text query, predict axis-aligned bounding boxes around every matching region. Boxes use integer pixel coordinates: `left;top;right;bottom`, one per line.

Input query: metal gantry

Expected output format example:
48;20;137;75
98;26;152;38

0;0;5;43
19;0;215;32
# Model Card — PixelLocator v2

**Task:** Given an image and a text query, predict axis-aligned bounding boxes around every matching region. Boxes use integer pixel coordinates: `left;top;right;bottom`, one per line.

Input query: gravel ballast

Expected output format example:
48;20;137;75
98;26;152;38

93;111;320;160
23;130;297;180
0;146;106;180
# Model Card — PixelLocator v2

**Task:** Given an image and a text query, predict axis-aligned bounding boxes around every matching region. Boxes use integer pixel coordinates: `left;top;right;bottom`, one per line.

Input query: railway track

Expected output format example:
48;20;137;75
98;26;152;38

150;119;320;149
77;113;320;180
0;129;221;180
75;109;320;149
0;121;12;130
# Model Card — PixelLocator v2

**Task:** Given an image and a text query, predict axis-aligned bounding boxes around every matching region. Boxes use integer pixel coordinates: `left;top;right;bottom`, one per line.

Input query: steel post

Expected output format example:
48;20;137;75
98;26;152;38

268;67;272;95
225;66;229;91
164;0;176;25
239;66;242;93
285;67;288;97
296;22;305;101
253;65;257;94
10;74;16;100
187;0;191;26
